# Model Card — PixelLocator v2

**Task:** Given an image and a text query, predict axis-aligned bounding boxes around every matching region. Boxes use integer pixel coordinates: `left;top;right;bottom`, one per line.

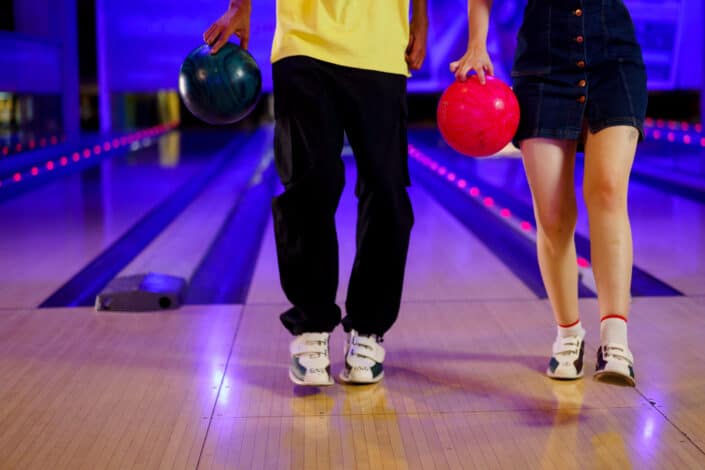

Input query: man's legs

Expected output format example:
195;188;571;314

338;68;414;337
272;57;346;335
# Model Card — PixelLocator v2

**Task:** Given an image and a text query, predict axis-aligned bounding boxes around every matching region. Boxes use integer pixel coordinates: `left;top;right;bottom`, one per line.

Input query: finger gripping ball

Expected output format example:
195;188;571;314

437;76;520;157
179;43;262;125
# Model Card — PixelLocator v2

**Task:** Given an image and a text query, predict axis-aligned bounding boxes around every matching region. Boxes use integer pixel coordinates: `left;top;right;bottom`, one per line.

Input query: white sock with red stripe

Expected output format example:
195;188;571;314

557;318;585;339
600;315;628;346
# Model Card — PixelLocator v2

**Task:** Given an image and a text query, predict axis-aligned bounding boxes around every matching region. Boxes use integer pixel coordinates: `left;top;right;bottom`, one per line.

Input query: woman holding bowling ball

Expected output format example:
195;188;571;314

453;0;647;385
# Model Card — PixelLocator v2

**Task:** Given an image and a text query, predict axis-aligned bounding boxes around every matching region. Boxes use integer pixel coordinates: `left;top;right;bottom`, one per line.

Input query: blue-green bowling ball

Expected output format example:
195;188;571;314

179;43;262;125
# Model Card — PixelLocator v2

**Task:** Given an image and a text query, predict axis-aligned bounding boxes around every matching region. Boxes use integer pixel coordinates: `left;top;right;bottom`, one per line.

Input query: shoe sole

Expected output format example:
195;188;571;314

288;369;334;387
338;370;384;385
546;369;584;380
594;369;636;387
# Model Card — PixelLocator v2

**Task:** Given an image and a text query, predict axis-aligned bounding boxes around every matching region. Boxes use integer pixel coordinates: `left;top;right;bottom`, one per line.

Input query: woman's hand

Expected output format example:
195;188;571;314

450;44;494;84
203;1;252;53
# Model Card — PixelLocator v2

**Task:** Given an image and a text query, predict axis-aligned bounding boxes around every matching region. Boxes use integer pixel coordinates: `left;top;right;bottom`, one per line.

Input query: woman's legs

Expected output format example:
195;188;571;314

582;125;639;383
520;138;580;326
520;127;638;382
582;126;638;321
521;138;586;378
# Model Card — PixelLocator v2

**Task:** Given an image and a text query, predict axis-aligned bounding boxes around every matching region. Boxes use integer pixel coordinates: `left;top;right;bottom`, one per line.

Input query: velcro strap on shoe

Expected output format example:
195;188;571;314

290;336;328;357
350;337;385;364
603;343;634;365
300;355;330;369
291;342;327;357
554;336;581;355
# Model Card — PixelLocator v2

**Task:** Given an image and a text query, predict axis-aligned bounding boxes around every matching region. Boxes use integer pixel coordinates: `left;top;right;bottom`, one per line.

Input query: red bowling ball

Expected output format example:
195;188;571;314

437;75;520;157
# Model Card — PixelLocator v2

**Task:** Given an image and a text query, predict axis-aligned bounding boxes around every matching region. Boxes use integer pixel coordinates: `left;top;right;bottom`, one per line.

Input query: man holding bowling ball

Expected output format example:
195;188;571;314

205;0;428;386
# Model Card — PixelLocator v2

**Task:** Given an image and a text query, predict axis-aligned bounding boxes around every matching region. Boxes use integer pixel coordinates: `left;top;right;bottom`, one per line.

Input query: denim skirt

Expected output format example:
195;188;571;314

511;0;648;147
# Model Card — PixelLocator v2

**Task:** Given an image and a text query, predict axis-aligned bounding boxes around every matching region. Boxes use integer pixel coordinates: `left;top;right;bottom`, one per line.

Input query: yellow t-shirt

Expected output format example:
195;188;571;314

271;0;411;76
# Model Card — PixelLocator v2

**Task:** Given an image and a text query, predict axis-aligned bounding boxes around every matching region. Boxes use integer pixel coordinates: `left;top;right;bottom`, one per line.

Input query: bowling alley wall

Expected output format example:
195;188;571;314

0;0;703;136
0;0;79;143
95;0;703;92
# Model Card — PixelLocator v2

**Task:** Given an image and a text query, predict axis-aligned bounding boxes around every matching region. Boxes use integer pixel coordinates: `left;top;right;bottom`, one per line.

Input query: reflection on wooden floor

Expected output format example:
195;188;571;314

1;297;704;469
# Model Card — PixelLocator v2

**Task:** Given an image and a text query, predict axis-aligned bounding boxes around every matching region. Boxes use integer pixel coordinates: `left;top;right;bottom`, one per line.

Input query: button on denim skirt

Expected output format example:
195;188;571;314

511;0;648;147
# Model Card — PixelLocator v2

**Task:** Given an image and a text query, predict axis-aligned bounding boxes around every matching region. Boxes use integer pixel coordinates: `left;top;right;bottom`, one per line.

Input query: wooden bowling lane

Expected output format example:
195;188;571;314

214;300;646;420
3;299;704;469
118;129;272;284
0;305;241;470
246;158;537;305
0;133;234;309
625;296;705;450
3;133;705;468
198;408;702;469
199;298;705;468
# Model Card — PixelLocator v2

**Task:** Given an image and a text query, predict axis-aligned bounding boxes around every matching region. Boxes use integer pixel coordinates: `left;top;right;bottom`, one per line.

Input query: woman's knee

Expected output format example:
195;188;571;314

584;176;628;213
534;203;577;242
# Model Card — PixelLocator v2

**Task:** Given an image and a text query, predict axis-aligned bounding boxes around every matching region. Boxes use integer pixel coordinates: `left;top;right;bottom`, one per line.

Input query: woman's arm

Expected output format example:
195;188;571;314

449;0;494;83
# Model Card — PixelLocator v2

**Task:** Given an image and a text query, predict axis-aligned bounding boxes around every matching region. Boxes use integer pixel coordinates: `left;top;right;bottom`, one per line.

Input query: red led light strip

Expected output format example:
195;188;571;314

0;123;178;188
1;134;67;158
643;118;705;147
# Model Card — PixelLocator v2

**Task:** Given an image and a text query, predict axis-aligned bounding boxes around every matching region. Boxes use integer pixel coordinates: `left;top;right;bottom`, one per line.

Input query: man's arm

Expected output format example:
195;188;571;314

406;0;429;71
203;0;252;53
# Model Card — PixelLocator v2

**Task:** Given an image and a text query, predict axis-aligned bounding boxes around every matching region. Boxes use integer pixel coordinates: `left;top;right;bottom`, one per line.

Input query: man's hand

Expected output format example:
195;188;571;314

406;17;428;71
406;0;428;72
203;1;252;53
